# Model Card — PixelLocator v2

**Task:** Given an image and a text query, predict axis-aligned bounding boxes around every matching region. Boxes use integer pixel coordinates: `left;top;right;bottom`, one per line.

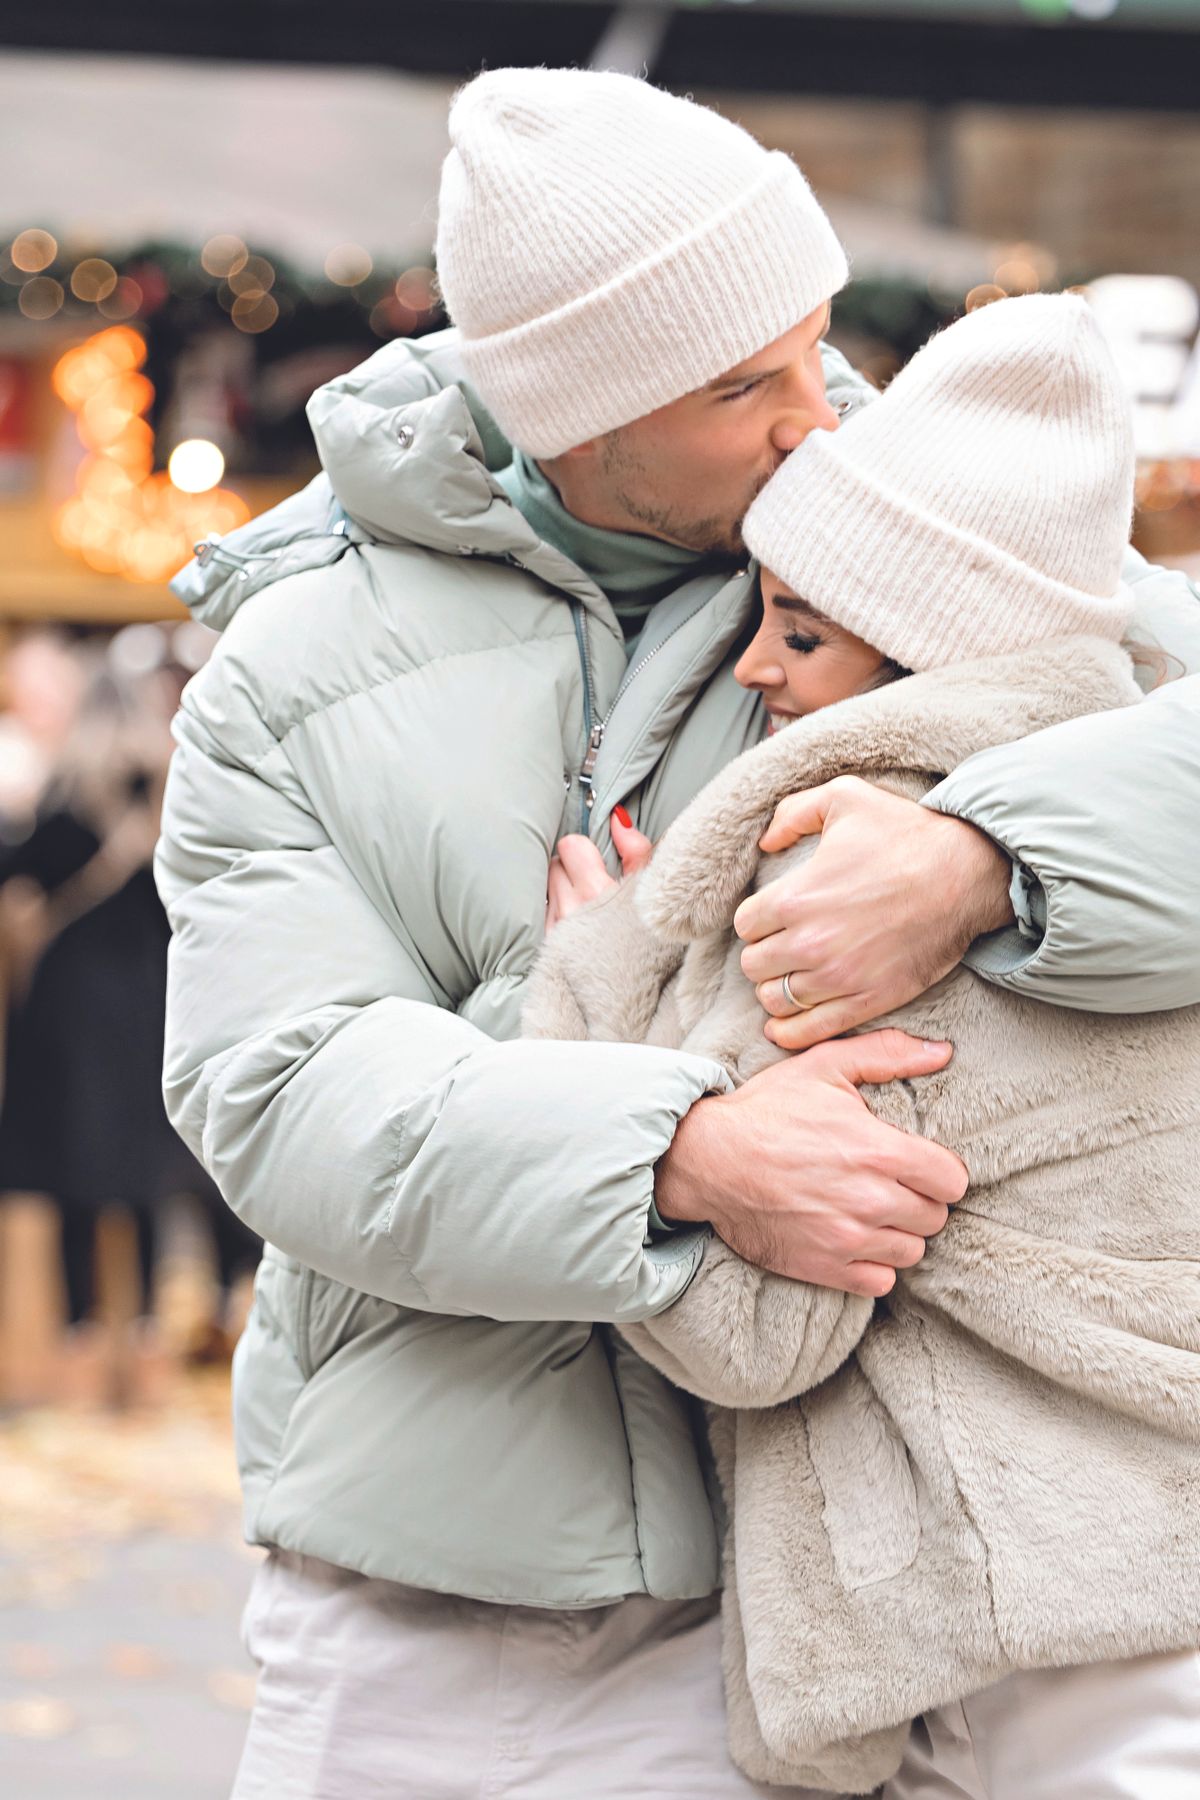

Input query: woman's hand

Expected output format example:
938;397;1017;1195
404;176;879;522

545;806;654;933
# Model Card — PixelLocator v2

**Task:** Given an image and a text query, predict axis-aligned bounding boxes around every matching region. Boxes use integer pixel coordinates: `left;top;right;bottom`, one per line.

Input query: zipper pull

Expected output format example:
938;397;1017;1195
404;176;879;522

579;721;604;813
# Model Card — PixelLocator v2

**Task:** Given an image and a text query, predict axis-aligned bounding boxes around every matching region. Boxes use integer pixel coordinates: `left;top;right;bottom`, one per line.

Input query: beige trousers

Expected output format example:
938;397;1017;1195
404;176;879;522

879;1649;1200;1800
231;1550;816;1799
231;1551;1200;1800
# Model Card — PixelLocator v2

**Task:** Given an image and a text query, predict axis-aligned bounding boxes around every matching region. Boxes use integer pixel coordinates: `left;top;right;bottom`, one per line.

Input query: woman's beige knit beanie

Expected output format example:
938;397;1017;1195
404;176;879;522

435;67;848;458
743;293;1136;670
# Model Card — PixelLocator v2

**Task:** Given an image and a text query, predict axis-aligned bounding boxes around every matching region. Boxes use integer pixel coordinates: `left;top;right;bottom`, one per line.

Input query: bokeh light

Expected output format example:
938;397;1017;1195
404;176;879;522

200;234;249;279
11;228;58;273
70;259;119;303
325;243;373;287
231;292;279;334
168;440;226;494
992;258;1040;295
988;241;1058;298
51;326;250;584
965;283;1007;313
98;276;144;321
229;256;275;296
78;372;156;450
18;277;64;320
394;267;437;312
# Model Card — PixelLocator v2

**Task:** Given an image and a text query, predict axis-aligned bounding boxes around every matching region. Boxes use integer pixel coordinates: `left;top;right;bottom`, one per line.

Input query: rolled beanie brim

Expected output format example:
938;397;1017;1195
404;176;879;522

743;428;1133;672
459;155;848;457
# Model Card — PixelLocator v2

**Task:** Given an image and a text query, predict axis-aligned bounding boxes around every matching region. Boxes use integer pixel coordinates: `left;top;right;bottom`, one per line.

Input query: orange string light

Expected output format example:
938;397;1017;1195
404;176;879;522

51;326;250;584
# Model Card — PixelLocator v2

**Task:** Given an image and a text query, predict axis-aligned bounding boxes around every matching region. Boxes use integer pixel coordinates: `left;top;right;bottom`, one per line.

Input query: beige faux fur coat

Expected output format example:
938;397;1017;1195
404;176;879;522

523;636;1200;1794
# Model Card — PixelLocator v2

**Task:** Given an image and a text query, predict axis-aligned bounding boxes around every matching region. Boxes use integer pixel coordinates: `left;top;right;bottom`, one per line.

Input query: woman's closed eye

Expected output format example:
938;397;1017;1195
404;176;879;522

784;631;823;654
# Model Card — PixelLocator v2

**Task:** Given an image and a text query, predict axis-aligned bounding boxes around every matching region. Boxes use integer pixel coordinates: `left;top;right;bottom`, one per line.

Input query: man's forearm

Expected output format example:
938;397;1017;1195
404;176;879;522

924;673;1200;1012
654;1032;966;1299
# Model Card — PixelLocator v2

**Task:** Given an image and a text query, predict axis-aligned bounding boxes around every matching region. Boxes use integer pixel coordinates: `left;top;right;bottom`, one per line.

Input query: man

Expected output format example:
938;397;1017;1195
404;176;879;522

157;69;1200;1798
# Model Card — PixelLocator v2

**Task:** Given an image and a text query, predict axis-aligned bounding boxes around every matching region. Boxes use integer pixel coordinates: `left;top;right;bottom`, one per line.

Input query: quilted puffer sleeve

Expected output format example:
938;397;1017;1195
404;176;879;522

926;671;1200;1013
156;670;730;1328
924;553;1200;1014
620;1237;873;1407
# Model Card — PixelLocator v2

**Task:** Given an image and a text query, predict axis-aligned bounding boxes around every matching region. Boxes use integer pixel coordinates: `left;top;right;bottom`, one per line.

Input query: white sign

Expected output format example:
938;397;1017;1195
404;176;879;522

1087;274;1200;461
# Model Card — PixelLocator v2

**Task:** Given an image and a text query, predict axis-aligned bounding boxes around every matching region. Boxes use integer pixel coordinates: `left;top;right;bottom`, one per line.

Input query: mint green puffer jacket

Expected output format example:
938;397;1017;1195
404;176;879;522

157;330;1200;1605
157;331;798;1604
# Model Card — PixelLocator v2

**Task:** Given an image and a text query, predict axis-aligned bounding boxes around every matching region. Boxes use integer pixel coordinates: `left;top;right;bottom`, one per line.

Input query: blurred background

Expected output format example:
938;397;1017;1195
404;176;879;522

0;3;1197;1794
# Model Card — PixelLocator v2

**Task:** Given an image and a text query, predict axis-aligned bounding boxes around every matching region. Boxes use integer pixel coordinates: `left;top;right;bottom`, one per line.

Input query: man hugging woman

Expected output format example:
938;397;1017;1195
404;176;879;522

528;290;1200;1799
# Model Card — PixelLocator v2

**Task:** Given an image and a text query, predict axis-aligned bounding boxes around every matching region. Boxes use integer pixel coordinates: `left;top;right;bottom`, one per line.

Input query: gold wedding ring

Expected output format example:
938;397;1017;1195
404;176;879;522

780;971;813;1013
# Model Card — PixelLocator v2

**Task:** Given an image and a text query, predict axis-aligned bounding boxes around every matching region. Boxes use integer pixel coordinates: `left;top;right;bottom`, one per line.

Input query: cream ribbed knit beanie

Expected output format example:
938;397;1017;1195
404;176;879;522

743;293;1135;670
435;67;848;458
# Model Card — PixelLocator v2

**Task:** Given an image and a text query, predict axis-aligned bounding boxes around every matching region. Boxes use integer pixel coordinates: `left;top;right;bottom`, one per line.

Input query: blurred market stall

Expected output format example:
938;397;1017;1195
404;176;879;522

1;2;1198;630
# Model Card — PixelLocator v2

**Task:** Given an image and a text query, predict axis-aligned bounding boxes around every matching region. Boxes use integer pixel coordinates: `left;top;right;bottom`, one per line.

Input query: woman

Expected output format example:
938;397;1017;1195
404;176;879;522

526;293;1200;1797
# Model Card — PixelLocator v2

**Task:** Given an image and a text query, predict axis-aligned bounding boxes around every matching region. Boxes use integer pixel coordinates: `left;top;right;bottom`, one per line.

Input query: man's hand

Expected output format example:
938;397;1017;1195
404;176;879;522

654;1028;967;1297
734;776;1015;1051
545;807;653;933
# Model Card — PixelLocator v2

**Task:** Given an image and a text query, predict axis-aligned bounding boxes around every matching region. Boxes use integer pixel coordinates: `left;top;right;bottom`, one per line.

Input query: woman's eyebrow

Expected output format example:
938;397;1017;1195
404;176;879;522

771;594;831;625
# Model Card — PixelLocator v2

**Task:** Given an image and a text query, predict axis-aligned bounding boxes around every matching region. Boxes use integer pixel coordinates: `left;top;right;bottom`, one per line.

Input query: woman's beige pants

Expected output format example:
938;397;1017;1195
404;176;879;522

230;1550;1200;1800
881;1649;1200;1800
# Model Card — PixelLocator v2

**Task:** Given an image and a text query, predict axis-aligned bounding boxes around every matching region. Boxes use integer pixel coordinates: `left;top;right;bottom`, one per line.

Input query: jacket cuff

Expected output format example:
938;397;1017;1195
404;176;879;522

645;1197;676;1240
962;859;1046;980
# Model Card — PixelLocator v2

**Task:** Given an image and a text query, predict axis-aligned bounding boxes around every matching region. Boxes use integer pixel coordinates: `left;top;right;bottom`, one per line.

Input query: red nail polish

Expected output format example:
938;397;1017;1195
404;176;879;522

613;804;632;830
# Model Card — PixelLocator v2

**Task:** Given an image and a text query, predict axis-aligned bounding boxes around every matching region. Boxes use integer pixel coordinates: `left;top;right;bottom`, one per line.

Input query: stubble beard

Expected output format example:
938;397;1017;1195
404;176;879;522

613;486;744;557
601;433;775;560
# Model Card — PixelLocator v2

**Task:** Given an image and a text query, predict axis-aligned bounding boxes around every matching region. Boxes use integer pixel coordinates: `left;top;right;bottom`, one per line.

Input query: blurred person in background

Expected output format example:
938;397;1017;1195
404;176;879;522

0;629;89;831
158;70;1200;1800
0;632;258;1402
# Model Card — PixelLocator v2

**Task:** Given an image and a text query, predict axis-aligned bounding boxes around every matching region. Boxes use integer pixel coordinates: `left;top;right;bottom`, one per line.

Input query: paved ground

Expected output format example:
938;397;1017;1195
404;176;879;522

0;1386;260;1799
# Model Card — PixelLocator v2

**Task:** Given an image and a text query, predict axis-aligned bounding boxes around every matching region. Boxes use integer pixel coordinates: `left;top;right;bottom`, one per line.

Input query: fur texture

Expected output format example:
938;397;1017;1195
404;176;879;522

523;635;1200;1792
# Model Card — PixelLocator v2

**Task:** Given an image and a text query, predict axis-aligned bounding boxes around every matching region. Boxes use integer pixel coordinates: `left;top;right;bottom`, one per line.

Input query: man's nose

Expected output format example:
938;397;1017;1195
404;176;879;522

769;367;841;455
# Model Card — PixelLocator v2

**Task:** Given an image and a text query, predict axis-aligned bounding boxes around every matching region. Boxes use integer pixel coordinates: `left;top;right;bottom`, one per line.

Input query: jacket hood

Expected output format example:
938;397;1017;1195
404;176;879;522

170;329;577;633
303;331;526;555
638;634;1142;943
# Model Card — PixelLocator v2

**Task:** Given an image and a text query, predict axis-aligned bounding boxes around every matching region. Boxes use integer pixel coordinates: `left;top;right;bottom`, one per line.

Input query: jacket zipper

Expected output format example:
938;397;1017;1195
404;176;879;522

575;608;703;828
570;602;597;833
